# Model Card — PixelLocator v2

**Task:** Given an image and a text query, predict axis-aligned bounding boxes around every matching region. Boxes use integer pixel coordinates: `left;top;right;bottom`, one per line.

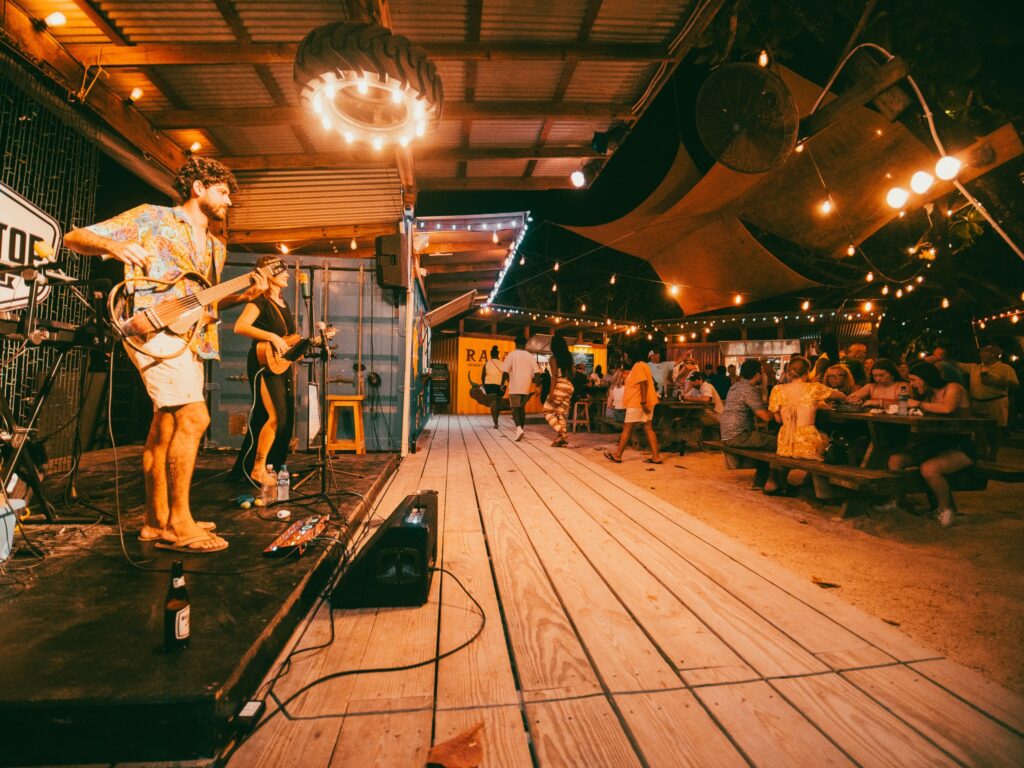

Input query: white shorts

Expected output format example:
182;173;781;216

624;407;652;423
124;334;206;410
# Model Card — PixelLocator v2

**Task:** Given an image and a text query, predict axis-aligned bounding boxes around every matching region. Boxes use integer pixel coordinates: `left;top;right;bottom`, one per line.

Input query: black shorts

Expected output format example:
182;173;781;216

908;436;977;465
483;384;502;395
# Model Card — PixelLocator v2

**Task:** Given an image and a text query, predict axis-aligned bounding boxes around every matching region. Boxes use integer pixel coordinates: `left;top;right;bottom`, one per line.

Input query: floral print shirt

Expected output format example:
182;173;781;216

88;204;227;360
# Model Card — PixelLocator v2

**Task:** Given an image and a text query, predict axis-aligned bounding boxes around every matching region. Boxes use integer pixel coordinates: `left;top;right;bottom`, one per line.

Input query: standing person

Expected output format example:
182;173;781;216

64;157;264;553
544;335;576;447
646;349;672;396
727;363;740;384
606;346;662;464
888;362;976;527
929;345;967;387
963;344;1019;456
539;365;551;405
501;335;539;441
589;365;604;386
481;345;504;429
232;256;296;484
570;363;589;405
842;343;869;386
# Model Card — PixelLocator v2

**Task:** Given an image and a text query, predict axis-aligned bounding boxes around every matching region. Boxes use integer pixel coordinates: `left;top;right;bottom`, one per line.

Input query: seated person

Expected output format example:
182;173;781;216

682;370;724;425
722;359;793;493
887;362;975;528
589;365;605;386
846;358;908;407
607;369;626;422
570;363;589;404
821;364;855;395
768;355;845;462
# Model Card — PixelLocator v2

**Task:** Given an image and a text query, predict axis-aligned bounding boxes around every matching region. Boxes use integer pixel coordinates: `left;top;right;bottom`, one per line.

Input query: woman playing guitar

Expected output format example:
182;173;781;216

231;255;295;485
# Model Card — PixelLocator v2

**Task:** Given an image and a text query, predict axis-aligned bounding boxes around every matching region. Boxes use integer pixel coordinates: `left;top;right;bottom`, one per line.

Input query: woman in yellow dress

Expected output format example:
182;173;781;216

769;355;845;460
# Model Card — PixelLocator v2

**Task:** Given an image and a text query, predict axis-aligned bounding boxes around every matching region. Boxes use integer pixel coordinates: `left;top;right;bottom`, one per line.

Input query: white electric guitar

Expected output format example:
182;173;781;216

107;259;286;360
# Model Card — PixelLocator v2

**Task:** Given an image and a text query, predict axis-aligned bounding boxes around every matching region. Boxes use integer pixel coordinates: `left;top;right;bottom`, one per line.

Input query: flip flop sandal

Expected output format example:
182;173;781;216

153;533;229;553
604;452;622;463
138;521;217;542
643;458;663;464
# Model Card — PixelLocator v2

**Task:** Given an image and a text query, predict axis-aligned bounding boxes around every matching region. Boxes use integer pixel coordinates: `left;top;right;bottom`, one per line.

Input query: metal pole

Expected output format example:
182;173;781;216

357;265;365;397
400;214;414;457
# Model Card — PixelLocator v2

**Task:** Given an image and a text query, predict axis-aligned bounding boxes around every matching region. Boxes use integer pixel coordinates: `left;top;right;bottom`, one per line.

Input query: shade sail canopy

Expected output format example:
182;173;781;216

563;66;1007;315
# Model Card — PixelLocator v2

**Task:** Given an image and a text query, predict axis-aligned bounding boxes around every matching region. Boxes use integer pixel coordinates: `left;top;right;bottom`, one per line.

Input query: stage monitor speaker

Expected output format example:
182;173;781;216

375;233;407;289
331;490;437;608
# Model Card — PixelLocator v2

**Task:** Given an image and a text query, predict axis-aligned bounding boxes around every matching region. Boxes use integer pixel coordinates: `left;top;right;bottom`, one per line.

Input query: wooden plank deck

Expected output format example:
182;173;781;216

229;415;1024;767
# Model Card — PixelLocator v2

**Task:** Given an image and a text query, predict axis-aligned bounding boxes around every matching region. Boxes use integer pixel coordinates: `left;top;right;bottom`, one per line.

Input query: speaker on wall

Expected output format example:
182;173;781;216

331;490;437;608
375;233;407;289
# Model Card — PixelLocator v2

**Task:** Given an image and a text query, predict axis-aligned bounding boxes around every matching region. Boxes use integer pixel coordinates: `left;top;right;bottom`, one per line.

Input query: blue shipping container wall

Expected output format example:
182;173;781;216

207;253;429;453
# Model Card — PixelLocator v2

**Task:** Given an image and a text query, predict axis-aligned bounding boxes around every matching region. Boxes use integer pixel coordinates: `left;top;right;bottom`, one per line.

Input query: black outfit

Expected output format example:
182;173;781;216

232;295;296;480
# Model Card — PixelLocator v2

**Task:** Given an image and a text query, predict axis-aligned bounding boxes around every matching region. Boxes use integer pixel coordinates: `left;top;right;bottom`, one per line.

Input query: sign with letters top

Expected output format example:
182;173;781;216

0;181;62;311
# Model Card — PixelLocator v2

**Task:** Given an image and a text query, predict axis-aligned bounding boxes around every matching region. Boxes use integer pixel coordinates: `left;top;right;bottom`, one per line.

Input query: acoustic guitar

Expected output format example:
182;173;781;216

256;327;337;374
107;259;286;360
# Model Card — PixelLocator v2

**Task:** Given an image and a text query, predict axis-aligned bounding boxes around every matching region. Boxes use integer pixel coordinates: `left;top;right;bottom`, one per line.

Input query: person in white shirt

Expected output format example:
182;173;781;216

501;335;540;441
481;344;505;429
683;370;723;426
646;349;673;396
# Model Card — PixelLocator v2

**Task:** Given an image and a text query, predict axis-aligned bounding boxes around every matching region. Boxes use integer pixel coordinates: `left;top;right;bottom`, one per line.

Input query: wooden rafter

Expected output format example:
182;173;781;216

229;221;399;244
418;177;581;191
151;102;633;129
218;145;598;170
63;42;671;67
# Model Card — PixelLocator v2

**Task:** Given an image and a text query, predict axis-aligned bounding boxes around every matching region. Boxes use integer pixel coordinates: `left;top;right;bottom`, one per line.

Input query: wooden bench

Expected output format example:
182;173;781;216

595;415;624;433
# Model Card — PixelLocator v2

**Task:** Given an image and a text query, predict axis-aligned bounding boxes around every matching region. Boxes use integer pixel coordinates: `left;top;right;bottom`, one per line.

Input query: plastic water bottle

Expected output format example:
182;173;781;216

897;384;910;416
261;464;276;505
277;464;290;502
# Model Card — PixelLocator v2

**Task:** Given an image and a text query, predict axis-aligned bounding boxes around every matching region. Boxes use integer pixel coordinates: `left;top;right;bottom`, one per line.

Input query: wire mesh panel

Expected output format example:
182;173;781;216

0;53;98;472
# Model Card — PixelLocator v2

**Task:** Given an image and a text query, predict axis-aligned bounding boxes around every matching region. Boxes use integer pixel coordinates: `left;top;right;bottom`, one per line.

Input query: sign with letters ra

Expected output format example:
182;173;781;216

0;181;63;312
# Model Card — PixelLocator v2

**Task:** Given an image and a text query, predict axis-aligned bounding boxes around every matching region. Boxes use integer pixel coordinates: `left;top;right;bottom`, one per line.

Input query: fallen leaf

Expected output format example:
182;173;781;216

882;618;901;626
812;576;841;589
427;722;484;768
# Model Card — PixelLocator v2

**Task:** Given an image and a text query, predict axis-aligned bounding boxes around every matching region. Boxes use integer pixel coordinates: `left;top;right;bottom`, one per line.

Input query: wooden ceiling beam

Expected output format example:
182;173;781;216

64;42;671;66
426;279;497;290
229;221;399;244
151;102;632;128
425;263;504;275
418;176;582;191
420;246;511;259
219;145;599;170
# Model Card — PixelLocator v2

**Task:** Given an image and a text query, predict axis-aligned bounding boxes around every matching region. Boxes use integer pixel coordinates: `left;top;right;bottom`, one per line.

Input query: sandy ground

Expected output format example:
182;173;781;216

549;425;1024;696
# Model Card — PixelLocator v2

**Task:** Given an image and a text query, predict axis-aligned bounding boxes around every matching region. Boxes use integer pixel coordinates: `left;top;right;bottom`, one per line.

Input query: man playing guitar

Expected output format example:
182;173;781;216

65;157;267;553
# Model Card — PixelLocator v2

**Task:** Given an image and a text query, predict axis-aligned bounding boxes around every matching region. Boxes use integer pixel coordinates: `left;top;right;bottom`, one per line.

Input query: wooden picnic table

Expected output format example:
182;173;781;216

654;400;710;448
817;409;998;468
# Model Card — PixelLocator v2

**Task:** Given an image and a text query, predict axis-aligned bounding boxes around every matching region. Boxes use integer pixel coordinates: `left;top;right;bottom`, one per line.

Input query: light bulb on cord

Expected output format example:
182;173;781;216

910;171;934;194
553;261;559;271
491;230;499;244
846;244;856;257
896;288;903;298
610;274;616;285
881;285;889;296
129;87;144;102
277;243;290;254
733;293;743;305
863;301;873;312
669;284;679;296
757;49;770;67
941;297;950;309
820;199;833;214
41;11;66;28
350;237;357;250
551;283;557;292
519;256;525;266
801;300;810;310
570;170;585;188
189;141;202;153
866;271;875;282
795;143;804;153
581;303;587;312
1013;314;1020;325
935;155;961;180
886;187;909;209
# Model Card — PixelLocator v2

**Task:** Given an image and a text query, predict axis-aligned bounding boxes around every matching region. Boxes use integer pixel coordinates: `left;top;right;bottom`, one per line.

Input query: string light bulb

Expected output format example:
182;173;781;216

866;271;875;282
350;237;357;250
519;256;525;266
491;230;499;244
580;303;587;312
610;274;616;285
277;243;290;254
910;171;934;194
795;143;804;153
881;285;889;295
941;297;950;309
801;300;810;310
733;293;743;305
896;288;903;298
570;169;585;188
935;155;961;180
551;283;557;292
1013;314;1020;325
128;87;144;102
669;284;679;296
40;11;66;28
553;261;559;271
846;244;856;257
189;141;202;153
886;187;909;209
820;199;833;214
757;49;770;68
863;301;873;312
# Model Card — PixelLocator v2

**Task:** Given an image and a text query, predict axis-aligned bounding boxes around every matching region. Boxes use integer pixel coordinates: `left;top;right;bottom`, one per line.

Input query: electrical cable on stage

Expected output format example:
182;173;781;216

219;566;485;764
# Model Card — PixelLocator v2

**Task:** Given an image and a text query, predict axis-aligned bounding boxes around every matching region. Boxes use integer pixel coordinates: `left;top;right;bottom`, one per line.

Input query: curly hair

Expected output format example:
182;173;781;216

173;157;238;202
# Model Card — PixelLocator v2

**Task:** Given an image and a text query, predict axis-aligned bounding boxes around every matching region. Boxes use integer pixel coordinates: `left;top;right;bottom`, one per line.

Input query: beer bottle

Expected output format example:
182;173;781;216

164;559;190;651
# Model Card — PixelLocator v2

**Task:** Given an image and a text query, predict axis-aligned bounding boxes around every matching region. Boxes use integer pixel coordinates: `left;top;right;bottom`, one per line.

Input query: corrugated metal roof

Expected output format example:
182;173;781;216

390;0;470;42
232;1;347;43
107;69;174;111
590;0;692;44
480;0;586;42
564;61;656;102
214;125;305;156
469;120;543;146
545;119;613;143
230;169;403;230
475;61;563;102
157;66;277;109
96;1;235;42
262;64;302;106
532;157;586;176
415;160;461;178
428;120;466;149
465;159;530;177
15;0;110;44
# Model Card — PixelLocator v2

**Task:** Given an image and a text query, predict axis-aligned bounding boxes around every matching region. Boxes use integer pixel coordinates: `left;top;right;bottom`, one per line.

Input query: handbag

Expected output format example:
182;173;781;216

823;431;850;465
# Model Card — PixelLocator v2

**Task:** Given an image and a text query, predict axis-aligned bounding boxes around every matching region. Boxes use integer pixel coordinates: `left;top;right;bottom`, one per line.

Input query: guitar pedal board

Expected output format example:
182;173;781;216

263;514;329;557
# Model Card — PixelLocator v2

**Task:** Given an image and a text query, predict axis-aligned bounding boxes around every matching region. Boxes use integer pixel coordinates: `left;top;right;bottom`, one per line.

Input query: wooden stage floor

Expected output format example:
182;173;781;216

231;415;1024;767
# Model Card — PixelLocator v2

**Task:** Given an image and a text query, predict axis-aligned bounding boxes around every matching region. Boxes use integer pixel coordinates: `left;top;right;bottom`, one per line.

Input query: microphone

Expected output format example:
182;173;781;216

299;271;311;300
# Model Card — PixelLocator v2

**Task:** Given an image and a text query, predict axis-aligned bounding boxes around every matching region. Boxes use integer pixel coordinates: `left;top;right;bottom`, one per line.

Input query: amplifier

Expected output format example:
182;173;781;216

331;490;437;608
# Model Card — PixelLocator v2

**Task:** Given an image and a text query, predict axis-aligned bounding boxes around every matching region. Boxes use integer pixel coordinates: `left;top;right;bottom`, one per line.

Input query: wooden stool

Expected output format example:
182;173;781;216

325;395;366;454
570;399;591;433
